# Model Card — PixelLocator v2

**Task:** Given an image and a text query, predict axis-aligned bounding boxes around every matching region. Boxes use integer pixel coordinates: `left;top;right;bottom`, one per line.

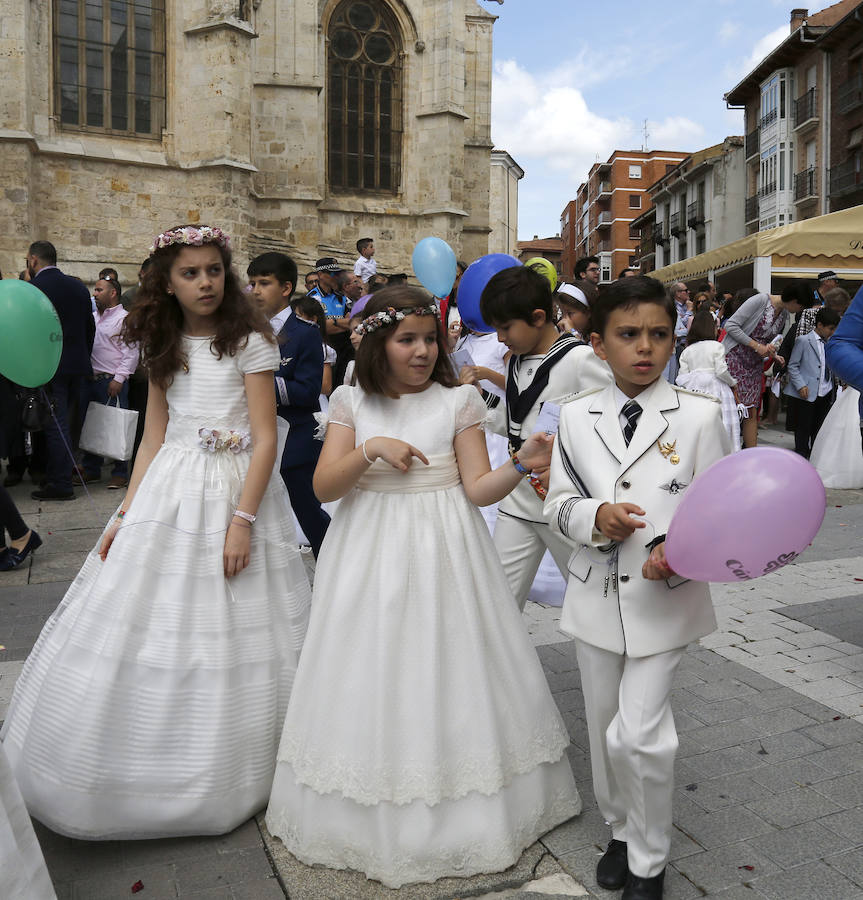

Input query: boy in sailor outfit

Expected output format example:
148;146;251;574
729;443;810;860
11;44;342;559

544;276;729;900
478;266;612;609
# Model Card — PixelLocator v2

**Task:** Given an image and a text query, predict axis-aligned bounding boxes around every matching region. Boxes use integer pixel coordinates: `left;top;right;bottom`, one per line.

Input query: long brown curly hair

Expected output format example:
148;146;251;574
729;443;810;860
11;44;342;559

122;227;273;389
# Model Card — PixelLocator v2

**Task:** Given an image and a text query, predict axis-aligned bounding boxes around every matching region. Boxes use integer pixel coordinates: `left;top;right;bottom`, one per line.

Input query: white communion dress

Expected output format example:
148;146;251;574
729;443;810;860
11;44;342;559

0;742;55;899
1;332;311;840
265;382;580;888
677;340;741;452
811;387;863;488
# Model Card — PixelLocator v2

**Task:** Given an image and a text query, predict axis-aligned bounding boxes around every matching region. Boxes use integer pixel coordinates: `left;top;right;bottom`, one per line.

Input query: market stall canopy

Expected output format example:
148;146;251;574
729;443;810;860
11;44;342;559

651;205;863;284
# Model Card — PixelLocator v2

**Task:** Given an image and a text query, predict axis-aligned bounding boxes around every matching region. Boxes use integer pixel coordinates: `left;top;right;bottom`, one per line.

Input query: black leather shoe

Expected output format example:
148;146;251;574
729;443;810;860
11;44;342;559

622;868;665;900
31;487;75;501
0;531;42;571
597;839;629;890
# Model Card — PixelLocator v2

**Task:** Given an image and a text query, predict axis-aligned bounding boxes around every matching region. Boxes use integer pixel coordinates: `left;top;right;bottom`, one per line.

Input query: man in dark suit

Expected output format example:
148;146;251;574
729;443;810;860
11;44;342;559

26;241;95;500
247;252;330;557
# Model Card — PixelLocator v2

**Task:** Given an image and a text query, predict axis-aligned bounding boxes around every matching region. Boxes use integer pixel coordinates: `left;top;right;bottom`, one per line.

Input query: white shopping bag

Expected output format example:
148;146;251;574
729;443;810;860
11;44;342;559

78;399;139;461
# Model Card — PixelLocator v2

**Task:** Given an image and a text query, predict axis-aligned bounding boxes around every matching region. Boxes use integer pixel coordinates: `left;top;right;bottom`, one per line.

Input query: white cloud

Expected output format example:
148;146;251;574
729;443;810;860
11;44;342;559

725;24;788;83
491;58;631;181
491;59;705;183
647;116;706;147
718;20;741;43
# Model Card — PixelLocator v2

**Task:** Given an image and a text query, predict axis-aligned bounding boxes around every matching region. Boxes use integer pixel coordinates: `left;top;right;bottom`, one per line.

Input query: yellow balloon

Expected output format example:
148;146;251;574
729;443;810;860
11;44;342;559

524;257;558;292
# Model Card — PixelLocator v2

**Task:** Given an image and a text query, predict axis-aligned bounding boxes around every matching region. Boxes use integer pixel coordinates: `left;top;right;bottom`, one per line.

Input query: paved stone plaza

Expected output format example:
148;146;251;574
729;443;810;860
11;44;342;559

2;427;863;899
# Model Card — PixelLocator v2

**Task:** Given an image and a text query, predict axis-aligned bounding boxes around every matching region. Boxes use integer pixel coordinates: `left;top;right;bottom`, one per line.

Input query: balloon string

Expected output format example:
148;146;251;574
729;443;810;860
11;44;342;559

41;387;98;508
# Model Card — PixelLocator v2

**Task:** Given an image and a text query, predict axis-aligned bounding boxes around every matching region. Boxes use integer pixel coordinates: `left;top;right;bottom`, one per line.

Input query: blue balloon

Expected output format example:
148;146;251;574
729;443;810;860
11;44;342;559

411;237;458;299
457;254;522;333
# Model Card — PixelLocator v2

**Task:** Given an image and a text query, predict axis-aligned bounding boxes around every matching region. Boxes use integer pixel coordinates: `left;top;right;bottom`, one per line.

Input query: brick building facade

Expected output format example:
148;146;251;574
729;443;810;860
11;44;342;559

559;150;689;284
822;4;863;211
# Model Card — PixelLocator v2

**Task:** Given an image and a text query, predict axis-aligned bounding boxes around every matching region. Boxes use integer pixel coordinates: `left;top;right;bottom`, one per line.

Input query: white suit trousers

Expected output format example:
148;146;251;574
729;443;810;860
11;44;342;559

574;640;685;879
493;512;573;611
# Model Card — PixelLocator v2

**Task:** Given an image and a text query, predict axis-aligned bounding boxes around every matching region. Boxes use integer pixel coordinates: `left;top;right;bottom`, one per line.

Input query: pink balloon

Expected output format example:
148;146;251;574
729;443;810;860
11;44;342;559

665;447;825;583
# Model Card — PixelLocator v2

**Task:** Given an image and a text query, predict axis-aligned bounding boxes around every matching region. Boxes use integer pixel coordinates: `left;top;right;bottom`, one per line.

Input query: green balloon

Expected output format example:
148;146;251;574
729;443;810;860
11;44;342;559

0;279;63;387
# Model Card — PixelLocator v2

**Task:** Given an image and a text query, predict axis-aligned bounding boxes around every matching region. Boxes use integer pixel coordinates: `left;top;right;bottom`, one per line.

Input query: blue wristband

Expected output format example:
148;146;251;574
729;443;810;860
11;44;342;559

511;454;529;475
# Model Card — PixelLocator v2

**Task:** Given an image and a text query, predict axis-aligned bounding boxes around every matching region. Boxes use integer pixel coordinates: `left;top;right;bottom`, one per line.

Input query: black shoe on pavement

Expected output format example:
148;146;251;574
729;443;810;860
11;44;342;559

31;487;75;501
622;868;665;900
597;839;629;890
0;531;43;571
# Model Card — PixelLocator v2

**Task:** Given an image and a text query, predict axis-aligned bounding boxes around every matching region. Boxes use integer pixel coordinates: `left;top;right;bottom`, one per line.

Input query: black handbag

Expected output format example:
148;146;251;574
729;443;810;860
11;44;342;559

20;388;53;433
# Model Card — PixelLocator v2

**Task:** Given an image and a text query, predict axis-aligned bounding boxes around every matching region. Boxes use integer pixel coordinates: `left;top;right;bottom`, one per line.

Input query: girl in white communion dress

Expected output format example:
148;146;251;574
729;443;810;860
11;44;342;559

266;286;581;889
2;226;311;840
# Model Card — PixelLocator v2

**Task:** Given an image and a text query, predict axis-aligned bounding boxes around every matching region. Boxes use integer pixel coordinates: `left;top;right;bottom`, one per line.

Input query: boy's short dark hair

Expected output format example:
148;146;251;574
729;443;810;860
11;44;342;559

574;255;599;279
815;306;841;328
247;252;298;297
480;265;553;326
99;267;119;281
357;237;373;254
590;275;675;337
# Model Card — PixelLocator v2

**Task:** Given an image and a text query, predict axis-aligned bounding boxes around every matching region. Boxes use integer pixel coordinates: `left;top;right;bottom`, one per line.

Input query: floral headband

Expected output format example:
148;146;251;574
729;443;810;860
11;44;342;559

354;305;440;336
150;225;231;256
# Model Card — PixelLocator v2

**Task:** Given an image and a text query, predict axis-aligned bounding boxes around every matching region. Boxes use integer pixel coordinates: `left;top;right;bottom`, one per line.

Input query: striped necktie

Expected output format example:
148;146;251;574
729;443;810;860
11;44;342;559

622;400;642;447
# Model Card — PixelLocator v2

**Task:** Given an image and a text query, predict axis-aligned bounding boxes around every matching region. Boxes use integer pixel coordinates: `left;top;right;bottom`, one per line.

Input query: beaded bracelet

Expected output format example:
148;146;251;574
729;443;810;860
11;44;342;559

510;453;529;475
116;510;126;520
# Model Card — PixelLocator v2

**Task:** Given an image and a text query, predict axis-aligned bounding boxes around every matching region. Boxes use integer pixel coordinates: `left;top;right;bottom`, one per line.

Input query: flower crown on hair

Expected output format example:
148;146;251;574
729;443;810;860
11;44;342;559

354;305;440;336
150;225;231;256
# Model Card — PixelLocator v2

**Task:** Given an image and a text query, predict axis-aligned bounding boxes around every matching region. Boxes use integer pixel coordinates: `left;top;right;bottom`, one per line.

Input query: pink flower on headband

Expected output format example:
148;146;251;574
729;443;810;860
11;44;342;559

151;226;231;255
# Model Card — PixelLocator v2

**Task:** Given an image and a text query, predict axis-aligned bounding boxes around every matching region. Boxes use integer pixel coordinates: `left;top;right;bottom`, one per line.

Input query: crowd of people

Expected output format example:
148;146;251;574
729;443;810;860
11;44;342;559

0;224;860;900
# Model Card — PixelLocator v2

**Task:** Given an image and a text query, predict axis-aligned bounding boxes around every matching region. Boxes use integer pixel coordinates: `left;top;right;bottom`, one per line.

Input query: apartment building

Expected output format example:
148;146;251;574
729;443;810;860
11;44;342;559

822;3;863;211
724;1;859;235
634;137;746;273
560;149;689;283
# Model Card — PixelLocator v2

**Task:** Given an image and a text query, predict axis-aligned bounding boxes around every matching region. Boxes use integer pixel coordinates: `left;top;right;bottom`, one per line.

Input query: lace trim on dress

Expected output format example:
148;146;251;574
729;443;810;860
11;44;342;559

265;786;579;889
276;724;571;807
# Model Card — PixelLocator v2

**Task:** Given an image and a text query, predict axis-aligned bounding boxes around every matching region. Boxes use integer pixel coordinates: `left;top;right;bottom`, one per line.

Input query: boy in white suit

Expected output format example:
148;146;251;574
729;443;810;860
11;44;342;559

477;265;612;609
544;276;729;900
784;306;839;458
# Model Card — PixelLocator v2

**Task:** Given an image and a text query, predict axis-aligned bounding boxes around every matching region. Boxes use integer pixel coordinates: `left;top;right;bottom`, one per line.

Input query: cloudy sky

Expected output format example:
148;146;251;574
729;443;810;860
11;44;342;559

488;0;835;240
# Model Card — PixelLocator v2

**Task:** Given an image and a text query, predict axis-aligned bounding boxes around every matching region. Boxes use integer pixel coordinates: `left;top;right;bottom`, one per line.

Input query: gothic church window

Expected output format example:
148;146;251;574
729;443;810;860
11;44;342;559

328;0;403;193
54;0;166;138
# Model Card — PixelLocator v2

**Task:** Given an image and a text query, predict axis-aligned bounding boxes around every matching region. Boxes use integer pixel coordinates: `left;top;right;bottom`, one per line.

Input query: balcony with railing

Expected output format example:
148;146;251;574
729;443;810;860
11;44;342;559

596;240;611;253
637;235;655;260
837;73;863;115
793;88;818;131
597;181;612;198
745;128;760;160
669;211;684;236
687;199;705;229
597;210;613;228
830;158;863;198
793;167;818;203
745;195;759;223
760;108;778;129
758;180;777;198
654;223;668;246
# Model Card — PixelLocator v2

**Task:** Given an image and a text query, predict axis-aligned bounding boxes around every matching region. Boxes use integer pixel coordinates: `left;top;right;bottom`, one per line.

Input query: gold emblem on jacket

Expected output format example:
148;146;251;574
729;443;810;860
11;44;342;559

657;439;680;465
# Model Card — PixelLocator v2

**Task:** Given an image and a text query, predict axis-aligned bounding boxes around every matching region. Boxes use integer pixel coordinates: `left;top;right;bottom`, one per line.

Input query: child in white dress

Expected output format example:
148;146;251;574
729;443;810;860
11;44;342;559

2;225;311;839
265;286;580;888
677;309;741;451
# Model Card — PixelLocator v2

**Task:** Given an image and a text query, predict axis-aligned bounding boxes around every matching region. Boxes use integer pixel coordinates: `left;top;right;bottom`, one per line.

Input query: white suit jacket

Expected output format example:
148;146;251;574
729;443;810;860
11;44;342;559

544;377;730;658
